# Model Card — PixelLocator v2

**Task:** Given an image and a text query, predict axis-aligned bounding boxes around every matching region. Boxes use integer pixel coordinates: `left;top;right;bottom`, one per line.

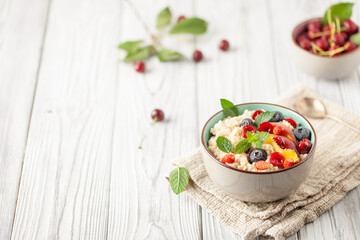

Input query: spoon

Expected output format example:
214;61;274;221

295;97;360;134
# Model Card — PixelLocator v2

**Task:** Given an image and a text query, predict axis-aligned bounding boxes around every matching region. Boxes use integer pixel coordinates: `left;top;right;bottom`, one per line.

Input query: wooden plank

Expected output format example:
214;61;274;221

0;0;49;238
107;0;202;239
11;0;121;238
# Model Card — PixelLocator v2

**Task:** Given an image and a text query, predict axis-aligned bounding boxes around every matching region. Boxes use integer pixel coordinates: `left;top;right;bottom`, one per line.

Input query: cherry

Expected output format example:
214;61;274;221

345;41;358;52
307;20;321;31
258;122;273;133
269;152;285;167
332;33;345;46
342;19;358;34
219;39;230;51
315;38;329;51
298;37;311;50
285;118;297;128
221;154;235;164
296;138;312;154
321;25;331;39
242;125;257;138
134;61;145;73
273;126;284;135
151;109;165;121
193;50;203;62
308;28;320;40
177;15;186;22
252;110;264;120
341;32;348;41
329;45;341;56
273;136;286;149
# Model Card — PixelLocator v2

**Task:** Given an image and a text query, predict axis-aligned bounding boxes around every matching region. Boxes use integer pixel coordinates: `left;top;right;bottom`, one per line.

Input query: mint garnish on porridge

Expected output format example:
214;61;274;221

216;136;233;153
220;99;239;117
254;111;275;127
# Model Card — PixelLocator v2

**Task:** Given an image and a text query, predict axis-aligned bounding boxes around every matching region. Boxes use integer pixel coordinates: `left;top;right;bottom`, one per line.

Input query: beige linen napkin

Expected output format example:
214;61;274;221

178;86;360;240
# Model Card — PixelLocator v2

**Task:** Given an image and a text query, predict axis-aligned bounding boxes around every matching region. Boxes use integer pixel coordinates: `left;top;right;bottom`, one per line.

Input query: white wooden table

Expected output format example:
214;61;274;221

1;0;359;239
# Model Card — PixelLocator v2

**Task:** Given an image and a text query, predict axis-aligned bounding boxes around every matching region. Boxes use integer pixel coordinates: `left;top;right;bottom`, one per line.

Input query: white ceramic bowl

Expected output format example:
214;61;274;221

289;18;360;80
200;103;317;203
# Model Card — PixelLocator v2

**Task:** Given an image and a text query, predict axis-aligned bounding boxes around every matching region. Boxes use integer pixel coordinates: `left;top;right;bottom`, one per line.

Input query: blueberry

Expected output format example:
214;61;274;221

240;118;254;127
249;148;267;163
293;126;311;141
269;111;284;122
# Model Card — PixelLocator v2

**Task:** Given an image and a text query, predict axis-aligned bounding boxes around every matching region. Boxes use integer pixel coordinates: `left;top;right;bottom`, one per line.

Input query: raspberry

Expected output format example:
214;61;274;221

252;110;264;120
269;152;285;167
283;158;295;168
242;125;257;138
296;139;312;154
254;161;270;170
285;118;297;128
221;154;235;164
258;122;273;133
273;126;284;135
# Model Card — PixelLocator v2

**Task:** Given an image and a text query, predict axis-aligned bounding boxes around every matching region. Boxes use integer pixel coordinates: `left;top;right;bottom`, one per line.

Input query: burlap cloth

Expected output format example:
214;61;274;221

177;86;360;240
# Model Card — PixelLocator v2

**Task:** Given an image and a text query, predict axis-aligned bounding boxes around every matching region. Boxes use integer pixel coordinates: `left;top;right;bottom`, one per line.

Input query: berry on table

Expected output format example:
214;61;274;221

283;158;295;168
293;126;311;141
269;152;285;167
254;161;270;170
219;39;230;51
345;41;357;52
177;15;186;22
151;109;165;121
249;148;267;163
285;118;297;128
252;110;264;120
242;125;257;138
221;154;235;163
240;118;254;127
193;50;203;62
342;19;358;34
258;122;273;133
296;138;312;154
134;61;145;73
315;38;329;51
269;111;284;122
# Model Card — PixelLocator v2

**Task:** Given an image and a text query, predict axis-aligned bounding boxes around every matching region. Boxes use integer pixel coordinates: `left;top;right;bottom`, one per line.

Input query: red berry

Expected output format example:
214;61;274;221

177;15;186;22
342;19;358;34
298;37;311;50
193;50;203;62
345;41;358;52
285;118;297;128
307;20;321;31
322;25;331;39
283;158;295;168
219;39;230;51
242;125;257;138
252;110;264;120
151;109;164;121
134;61;145;73
221;154;235;164
296;138;312;154
315;38;329;51
329;45;341;56
269;152;285;167
308;29;320;40
258;122;273;133
332;33;345;46
273;136;286;149
341;32;348;41
254;161;270;170
273;126;284;135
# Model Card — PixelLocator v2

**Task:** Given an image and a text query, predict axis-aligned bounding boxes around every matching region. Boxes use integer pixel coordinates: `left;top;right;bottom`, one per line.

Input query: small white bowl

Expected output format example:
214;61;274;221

200;103;317;203
289;18;360;80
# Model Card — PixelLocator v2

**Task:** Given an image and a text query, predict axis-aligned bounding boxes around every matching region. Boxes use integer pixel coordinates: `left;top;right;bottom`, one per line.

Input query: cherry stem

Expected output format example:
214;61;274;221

335;17;341;34
138;118;158;149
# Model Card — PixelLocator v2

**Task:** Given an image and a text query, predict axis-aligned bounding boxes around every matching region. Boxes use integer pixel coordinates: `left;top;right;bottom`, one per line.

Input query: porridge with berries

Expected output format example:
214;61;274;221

208;107;313;172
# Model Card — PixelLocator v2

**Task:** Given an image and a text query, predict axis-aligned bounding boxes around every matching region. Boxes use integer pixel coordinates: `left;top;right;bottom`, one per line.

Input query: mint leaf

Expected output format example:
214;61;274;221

220;99;239;117
216;136;233;153
350;33;360;46
253;140;263;149
254;111;275;127
234;139;251;154
124;45;156;62
169;166;189;195
246;131;256;142
157;49;183;62
254;132;270;143
322;3;354;25
170;17;208;35
156;7;172;29
118;40;143;53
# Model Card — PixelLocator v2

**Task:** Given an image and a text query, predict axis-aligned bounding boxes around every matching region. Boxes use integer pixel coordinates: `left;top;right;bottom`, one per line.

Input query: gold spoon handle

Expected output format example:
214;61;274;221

326;115;360;134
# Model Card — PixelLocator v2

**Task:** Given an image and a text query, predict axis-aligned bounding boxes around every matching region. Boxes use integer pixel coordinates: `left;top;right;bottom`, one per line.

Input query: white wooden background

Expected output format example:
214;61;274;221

0;0;359;239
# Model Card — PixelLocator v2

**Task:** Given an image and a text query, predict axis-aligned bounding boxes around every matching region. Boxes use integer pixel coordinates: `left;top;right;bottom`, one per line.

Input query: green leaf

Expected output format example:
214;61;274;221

246;131;256;142
157;49;183;62
254;111;275;127
216;136;233;153
254;132;270;143
253;140;263;149
234;139;251;154
123;45;157;62
220;99;239;117
169;166;189;195
156;7;172;29
350;33;360;46
118;40;143;53
322;3;354;25
169;17;208;35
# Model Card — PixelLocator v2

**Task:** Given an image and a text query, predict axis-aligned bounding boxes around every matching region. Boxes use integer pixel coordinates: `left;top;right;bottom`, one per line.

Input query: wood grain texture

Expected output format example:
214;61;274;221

0;0;49;238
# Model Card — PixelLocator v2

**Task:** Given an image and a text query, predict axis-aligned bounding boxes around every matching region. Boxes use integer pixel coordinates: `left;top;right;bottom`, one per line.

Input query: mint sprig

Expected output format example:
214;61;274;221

156;7;172;29
220;99;239;117
216;136;233;153
254;111;275;127
322;3;354;25
169;165;189;194
158;49;183;62
169;17;208;35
